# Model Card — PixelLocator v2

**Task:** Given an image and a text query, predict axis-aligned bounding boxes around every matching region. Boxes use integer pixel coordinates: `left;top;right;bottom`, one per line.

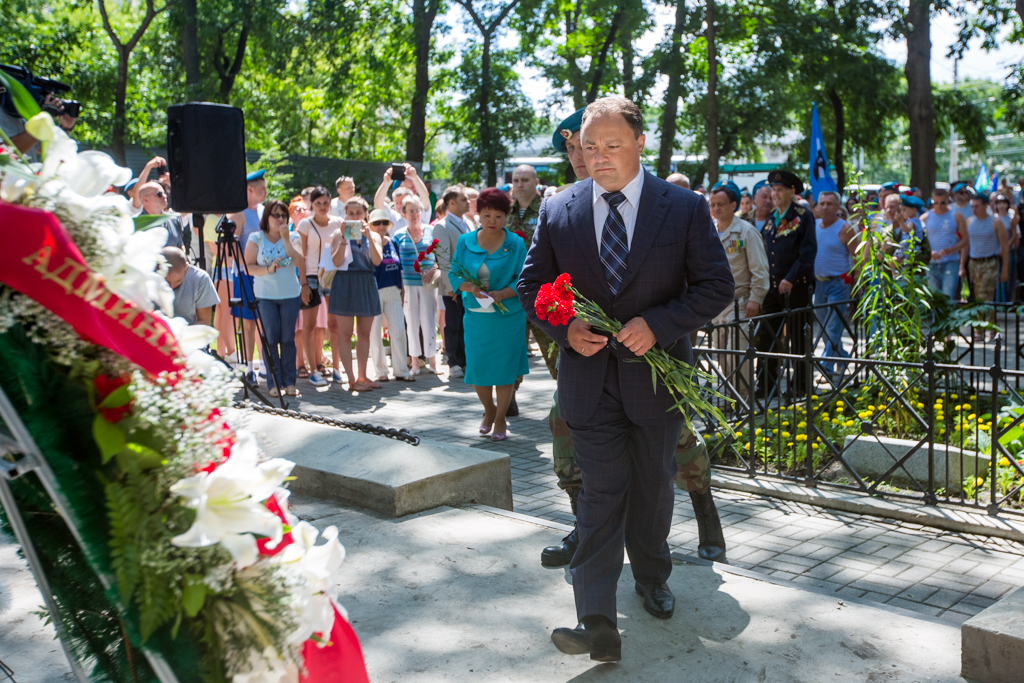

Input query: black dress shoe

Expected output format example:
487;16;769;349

506;394;519;416
690;489;727;563
551;615;621;662
541;524;579;567
634;581;675;619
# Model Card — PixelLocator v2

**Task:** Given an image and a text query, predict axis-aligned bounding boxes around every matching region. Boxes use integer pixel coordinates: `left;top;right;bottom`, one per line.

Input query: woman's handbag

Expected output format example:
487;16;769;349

301;274;322;310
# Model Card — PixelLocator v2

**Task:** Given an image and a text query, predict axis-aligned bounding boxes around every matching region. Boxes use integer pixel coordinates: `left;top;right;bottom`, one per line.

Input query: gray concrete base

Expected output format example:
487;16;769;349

843;434;988;493
239;410;512;517
295;500;966;681
712;471;1024;543
962;585;1024;683
0;533;71;682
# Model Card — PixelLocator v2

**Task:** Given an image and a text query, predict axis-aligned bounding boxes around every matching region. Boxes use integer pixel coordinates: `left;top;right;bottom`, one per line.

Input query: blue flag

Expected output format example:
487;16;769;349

991;170;999;192
809;102;838;200
975;163;992;193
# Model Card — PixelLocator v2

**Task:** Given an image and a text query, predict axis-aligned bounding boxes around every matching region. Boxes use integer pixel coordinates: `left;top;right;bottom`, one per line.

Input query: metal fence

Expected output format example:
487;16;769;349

691;296;1024;516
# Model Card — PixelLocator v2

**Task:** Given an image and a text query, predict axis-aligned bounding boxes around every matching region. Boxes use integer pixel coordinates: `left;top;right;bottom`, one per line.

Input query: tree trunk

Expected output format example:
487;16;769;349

215;21;250;103
407;0;439;163
705;0;719;187
480;37;496;186
113;50;129;166
905;0;936;196
827;88;846;194
182;0;201;99
1018;0;1024;27
585;10;623;103
656;0;686;178
621;38;634;102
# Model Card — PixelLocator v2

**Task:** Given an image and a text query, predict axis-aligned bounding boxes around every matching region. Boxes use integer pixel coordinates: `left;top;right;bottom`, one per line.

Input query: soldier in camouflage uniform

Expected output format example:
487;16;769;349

506;166;558;380
538;110;727;567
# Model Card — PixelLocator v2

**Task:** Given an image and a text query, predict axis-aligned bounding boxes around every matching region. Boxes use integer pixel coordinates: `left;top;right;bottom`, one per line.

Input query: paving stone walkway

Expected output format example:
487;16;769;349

245;351;1024;625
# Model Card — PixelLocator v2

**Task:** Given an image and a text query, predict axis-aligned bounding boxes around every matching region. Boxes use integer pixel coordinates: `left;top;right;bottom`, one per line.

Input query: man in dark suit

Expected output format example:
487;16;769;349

518;97;734;662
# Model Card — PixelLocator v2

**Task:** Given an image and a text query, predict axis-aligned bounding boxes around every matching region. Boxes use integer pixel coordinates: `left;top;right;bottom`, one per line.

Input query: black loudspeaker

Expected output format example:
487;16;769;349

167;102;247;214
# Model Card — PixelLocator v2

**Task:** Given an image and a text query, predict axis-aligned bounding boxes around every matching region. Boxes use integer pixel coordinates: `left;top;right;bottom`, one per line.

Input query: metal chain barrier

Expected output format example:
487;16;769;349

233;401;420;446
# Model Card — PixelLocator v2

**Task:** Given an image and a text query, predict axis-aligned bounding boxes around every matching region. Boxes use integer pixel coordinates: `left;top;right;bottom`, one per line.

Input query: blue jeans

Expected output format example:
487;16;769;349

258;296;300;389
813;278;851;378
928;260;960;300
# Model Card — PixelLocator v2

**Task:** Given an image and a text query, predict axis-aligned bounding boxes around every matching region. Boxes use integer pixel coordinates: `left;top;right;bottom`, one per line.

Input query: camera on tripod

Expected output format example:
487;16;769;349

0;64;82;122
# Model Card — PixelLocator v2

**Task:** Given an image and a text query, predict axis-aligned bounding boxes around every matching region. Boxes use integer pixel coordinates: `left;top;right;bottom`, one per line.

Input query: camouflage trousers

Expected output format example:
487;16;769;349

969;256;1000;324
549;391;712;513
528;320;559;379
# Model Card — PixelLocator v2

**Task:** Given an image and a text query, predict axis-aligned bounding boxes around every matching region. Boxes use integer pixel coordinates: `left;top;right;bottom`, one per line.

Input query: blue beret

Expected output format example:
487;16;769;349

901;195;925;214
975;191;990;203
498;183;511;192
125;178;139;191
752;179;768;193
711;180;742;203
880;181;900;190
246;169;265;182
552;107;587;153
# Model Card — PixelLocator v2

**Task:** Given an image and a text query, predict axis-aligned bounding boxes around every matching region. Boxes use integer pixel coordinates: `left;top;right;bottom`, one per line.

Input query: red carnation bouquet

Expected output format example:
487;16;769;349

418;238;510;313
535;273;734;434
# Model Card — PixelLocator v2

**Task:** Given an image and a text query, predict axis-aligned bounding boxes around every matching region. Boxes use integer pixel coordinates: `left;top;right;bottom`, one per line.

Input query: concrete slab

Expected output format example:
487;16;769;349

843;434;988;493
0;533;72;682
295;500;966;681
239;410;512;517
962;585;1024;683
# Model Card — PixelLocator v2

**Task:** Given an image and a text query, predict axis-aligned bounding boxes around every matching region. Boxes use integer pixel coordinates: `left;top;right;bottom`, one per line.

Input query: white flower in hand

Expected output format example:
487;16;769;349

170;431;295;568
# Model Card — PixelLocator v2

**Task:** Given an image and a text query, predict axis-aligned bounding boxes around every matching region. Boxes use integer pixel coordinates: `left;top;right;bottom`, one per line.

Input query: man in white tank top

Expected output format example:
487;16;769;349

925;187;968;299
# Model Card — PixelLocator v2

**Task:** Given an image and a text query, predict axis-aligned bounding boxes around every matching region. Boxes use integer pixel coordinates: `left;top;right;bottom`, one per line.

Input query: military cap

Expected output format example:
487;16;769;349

711;180;742;203
901;194;925;214
246;169;266;182
880;181;901;191
767;170;803;194
552;107;587;153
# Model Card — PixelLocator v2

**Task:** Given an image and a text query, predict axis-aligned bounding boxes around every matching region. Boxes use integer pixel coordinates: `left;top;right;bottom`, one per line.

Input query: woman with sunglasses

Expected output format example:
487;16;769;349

367;209;413;382
289;197;328;378
244;199;307;397
297;187;345;387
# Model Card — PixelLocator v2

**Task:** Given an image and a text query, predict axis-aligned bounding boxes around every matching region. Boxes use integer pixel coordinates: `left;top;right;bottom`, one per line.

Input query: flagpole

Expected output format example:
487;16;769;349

949;57;959;183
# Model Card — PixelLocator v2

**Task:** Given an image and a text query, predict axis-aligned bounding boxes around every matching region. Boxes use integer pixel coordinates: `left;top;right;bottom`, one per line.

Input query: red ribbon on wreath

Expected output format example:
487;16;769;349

0;203;180;375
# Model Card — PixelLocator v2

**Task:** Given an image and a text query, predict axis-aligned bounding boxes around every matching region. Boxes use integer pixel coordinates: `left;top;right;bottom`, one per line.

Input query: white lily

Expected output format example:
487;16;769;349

161;314;223;375
100;227;174;314
276;521;347;643
170;431;295;568
58;150;132;198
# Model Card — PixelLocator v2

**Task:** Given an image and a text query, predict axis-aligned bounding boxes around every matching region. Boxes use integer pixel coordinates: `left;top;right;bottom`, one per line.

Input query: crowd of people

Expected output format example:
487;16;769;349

117;127;1022;424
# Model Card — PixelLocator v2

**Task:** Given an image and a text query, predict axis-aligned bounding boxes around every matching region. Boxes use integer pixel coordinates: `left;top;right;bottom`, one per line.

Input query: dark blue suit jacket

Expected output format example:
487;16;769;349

517;172;735;426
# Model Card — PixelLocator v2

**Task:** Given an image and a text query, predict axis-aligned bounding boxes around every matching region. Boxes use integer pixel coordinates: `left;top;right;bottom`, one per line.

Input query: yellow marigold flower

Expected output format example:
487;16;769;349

782;431;791;438
963;404;972;411
787;442;794;447
845;420;855;427
841;389;848;394
773;429;779;434
1000;457;1011;467
797;421;807;428
783;421;790;427
756;428;763;435
813;443;819;449
745;443;751;450
796;434;807;442
950;394;957;400
976;477;985;486
836;401;844;407
968;414;976;421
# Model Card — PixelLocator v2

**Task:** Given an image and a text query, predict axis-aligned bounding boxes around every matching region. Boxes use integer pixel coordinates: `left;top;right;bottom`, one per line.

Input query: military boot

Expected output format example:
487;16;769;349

541;488;580;567
690;489;727;562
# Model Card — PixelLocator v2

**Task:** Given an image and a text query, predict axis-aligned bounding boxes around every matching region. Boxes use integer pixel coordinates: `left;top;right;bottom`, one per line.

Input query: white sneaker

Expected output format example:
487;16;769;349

309;372;329;388
450;366;464;378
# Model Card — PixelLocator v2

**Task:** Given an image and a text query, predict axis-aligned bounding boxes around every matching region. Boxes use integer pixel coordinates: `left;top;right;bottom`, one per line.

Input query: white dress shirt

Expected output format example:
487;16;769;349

446;213;471;235
592;168;645;249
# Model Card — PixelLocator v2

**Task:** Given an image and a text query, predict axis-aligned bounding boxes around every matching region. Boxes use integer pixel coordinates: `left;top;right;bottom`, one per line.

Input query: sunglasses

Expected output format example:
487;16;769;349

147;191;166;199
371;220;389;226
270;212;288;219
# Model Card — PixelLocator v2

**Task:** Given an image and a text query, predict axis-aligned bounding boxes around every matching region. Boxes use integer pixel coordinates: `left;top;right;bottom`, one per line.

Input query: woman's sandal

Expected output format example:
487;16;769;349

479;412;495;436
490;432;508;442
297;367;310;379
357;377;382;389
350;379;375;392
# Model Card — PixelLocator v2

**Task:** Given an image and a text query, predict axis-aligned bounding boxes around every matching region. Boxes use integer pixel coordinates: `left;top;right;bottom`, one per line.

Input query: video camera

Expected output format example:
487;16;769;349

0;65;81;120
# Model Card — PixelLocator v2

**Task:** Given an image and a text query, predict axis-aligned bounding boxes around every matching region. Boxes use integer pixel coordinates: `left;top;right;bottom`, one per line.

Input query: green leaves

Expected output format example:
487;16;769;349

183;575;207;618
93;414;126;463
134;214;171;232
0;69;42;120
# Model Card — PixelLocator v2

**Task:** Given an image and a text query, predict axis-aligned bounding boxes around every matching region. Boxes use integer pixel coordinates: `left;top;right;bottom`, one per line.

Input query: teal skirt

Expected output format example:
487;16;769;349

463;307;530;386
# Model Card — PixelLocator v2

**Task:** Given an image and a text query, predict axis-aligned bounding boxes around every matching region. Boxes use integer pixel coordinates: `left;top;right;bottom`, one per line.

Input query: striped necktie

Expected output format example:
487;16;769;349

599;191;629;295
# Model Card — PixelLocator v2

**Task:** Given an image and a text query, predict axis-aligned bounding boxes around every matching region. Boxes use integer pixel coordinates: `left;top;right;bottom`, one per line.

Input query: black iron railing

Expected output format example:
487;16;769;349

691;296;1024;515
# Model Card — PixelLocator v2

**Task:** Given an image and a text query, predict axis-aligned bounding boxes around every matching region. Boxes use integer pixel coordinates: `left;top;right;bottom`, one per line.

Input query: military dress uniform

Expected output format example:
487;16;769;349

756;173;817;397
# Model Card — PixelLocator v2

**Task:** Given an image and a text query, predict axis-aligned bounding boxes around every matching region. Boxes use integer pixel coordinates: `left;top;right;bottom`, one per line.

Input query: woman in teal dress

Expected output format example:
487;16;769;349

449;188;529;442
